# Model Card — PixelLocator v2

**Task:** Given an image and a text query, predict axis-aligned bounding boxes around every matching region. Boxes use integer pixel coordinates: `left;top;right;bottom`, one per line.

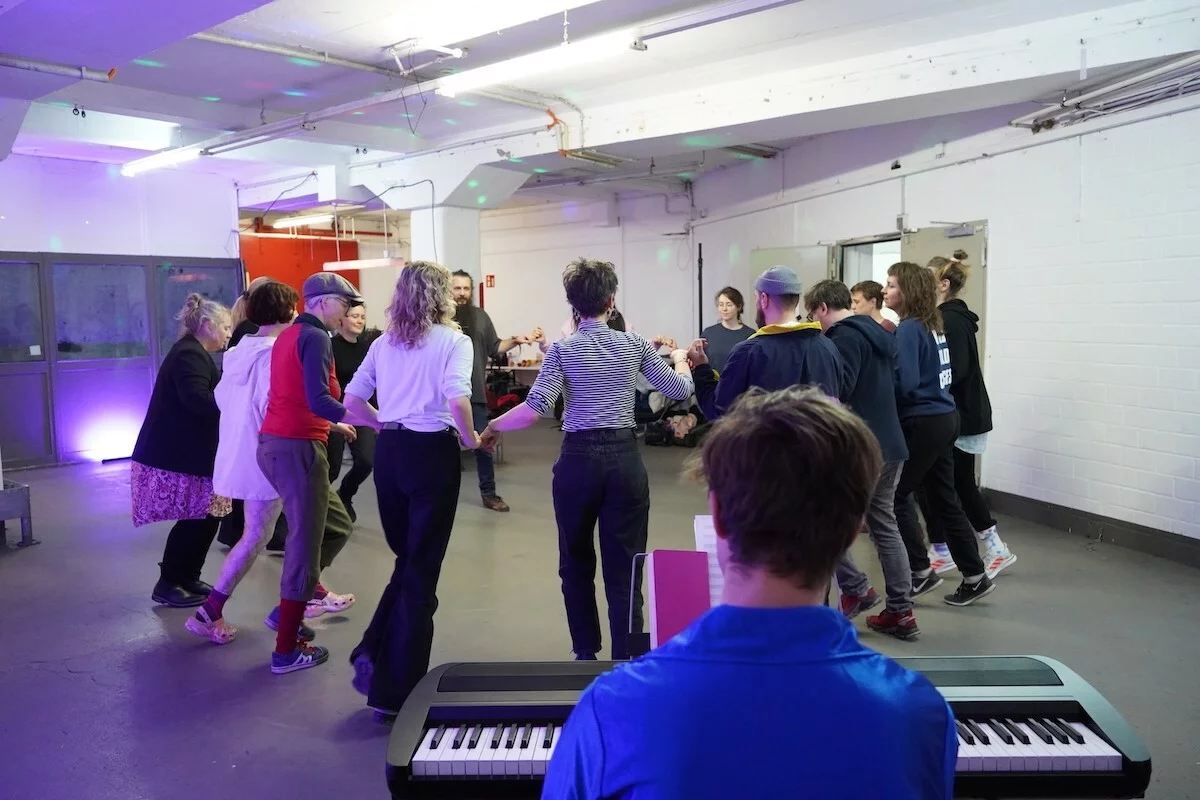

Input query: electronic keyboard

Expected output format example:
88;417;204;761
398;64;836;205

386;655;1151;799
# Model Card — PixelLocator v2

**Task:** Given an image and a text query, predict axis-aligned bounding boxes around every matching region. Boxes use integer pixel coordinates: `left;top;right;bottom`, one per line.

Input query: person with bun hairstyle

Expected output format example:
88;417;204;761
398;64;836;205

132;294;233;608
884;262;996;607
700;286;754;373
922;252;1016;578
229;275;273;346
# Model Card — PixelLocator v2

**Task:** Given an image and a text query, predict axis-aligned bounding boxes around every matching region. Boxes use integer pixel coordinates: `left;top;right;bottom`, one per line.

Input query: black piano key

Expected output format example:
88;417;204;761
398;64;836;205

954;720;975;745
543;723;556;748
1025;718;1055;745
429;724;447;749
1040;718;1070;744
504;725;518;749
451;725;467;749
490;726;504;749
986;719;1014;745
1003;719;1031;745
519;724;532;749
1056;718;1086;745
964;720;990;745
467;724;483;749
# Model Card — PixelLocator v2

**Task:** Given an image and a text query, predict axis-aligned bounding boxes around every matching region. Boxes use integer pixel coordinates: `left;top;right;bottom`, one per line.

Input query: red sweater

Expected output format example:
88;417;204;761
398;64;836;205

261;314;346;441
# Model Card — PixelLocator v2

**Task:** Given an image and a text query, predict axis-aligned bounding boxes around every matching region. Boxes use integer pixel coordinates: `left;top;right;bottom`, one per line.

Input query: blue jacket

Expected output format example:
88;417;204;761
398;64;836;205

694;321;842;420
894;318;956;420
825;315;908;462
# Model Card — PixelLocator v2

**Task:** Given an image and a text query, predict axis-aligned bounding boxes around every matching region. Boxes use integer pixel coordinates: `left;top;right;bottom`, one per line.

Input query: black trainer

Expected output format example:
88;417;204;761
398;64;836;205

911;573;944;598
944;575;996;607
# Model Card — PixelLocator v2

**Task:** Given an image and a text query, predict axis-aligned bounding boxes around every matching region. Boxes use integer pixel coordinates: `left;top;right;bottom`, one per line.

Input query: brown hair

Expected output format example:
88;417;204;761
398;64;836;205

887;262;943;334
850;280;885;310
387;260;457;348
927;249;971;300
686;386;882;591
246;280;299;326
715;286;745;319
563;258;618;318
803;279;852;313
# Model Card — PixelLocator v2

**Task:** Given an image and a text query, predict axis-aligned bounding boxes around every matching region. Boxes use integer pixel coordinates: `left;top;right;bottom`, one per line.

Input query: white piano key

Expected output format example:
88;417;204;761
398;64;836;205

481;726;506;777
504;727;524;776
534;725;555;776
1070;722;1123;771
465;726;492;777
430;728;457;777
520;726;543;776
976;721;1013;772
1015;723;1054;771
411;727;438;778
447;726;470;777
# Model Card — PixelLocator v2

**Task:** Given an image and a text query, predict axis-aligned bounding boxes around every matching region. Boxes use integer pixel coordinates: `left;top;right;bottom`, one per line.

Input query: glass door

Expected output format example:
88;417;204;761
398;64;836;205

0;259;54;467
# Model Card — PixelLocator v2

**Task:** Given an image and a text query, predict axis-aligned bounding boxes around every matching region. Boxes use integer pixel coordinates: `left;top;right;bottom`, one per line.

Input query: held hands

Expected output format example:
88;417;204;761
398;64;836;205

479;425;501;453
334;422;358;442
460;429;483;451
669;348;691;367
530;327;546;343
687;338;709;367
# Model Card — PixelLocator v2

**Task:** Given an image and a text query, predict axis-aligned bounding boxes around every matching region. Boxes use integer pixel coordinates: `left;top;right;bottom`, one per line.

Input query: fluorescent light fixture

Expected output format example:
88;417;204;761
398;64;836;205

437;29;639;97
272;213;334;228
120;147;202;177
324;257;407;272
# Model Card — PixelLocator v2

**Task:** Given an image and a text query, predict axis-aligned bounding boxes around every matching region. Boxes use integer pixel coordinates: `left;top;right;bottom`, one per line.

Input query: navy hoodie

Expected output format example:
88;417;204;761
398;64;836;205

825;315;908;462
894;318;956;420
694;321;843;420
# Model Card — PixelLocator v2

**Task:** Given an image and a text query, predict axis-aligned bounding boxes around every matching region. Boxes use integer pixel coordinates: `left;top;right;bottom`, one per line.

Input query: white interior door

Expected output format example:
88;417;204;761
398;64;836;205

899;221;988;361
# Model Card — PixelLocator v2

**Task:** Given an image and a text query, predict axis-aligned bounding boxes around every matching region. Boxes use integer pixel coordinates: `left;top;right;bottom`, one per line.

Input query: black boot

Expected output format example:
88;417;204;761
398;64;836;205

151;579;205;608
183;579;213;596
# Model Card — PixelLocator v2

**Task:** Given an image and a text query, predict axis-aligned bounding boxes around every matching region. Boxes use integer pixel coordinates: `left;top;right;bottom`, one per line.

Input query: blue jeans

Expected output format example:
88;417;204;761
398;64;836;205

472;402;496;496
552;428;649;660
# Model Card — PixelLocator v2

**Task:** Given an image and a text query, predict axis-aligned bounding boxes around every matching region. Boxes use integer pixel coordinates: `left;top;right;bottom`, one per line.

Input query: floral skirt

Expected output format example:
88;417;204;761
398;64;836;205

130;461;232;527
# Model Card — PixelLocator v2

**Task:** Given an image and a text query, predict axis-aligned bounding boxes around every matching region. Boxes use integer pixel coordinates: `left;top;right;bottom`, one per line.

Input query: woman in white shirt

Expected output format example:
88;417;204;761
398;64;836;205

342;260;481;719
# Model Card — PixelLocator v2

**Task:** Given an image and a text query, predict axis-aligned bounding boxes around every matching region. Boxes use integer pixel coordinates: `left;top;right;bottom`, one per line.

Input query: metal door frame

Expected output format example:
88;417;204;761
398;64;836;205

834;232;902;282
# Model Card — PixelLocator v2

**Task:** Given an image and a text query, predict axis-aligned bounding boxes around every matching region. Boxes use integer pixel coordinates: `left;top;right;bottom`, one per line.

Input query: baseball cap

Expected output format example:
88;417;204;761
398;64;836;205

302;272;363;306
754;265;804;296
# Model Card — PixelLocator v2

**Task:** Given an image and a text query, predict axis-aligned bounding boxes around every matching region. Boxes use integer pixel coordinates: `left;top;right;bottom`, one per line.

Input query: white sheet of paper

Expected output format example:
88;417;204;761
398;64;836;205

693;515;723;608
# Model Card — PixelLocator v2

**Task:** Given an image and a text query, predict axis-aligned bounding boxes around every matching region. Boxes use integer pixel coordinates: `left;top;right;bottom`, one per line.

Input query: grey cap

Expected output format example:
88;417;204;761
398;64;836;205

302;272;363;306
754;265;803;296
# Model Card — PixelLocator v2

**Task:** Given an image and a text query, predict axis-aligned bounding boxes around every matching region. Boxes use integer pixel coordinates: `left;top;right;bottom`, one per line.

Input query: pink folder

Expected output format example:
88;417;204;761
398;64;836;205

646;549;713;648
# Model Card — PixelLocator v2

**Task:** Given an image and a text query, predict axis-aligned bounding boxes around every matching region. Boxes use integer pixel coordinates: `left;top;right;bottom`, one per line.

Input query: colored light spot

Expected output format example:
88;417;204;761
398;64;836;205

443;118;458;125
49;101;72;108
49;235;63;251
476;195;487;205
733;152;760;160
657;246;671;265
132;58;164;68
352;111;365;115
458;99;477;106
467;180;479;189
282;89;307;97
532;168;548;174
728;243;741;263
682;135;717;147
200;96;221;102
287;56;322;67
508;157;524;163
401;113;413;119
676;172;694;179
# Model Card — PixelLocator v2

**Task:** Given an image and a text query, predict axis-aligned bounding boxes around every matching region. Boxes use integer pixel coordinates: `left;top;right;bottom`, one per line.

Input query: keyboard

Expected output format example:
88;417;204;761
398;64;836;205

386;655;1151;799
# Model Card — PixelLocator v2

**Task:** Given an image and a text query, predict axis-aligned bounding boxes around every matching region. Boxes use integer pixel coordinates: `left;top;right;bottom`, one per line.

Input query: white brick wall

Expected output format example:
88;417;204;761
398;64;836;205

690;107;1200;540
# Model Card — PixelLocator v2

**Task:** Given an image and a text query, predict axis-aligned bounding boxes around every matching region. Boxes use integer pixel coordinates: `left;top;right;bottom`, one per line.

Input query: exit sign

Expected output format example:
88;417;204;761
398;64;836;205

485;274;495;288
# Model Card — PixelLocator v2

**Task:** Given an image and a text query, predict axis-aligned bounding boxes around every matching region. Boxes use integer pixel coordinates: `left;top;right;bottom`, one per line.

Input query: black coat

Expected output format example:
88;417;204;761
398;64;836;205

940;298;993;436
132;334;221;477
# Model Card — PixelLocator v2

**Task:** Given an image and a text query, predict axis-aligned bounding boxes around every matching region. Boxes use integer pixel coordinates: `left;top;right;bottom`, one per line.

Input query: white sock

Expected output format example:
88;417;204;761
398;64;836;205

975;525;998;542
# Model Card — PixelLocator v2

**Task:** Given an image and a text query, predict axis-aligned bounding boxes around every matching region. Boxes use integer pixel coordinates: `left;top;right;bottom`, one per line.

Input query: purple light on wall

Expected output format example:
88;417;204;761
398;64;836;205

75;412;143;462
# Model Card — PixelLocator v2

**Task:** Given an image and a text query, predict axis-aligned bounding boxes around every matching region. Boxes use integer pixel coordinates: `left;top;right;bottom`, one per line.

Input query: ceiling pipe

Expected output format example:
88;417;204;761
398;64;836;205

0;53;116;82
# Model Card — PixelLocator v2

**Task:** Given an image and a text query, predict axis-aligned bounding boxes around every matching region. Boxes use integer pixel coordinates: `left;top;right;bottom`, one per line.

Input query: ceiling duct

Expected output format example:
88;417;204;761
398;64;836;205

561;149;632;168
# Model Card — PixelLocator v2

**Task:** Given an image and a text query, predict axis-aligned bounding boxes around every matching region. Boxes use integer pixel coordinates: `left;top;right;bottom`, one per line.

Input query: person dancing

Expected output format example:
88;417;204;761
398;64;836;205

483;258;694;661
884;262;996;606
342;261;481;718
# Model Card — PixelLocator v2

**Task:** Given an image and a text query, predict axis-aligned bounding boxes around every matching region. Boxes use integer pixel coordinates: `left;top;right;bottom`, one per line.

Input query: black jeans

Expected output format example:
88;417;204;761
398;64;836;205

552;429;649;660
354;427;461;712
160;516;220;585
895;412;986;578
920;447;997;542
328;425;378;502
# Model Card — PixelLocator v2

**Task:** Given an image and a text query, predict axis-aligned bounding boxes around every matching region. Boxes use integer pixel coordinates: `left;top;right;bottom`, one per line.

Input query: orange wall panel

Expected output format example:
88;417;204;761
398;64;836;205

239;236;361;299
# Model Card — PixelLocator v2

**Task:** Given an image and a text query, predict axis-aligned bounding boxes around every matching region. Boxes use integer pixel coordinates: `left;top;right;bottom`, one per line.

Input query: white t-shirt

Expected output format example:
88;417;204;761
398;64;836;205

345;324;473;432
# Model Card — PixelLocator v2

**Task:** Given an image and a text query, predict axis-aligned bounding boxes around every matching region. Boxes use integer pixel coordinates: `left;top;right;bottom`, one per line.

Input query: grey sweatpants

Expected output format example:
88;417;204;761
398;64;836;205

836;460;913;614
257;434;353;602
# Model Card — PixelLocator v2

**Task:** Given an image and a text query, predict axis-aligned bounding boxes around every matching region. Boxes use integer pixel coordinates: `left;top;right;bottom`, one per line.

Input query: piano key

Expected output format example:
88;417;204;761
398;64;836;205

490;726;504;749
964;719;990;745
543;723;556;749
520;726;543;776
954;719;975;745
504;725;518;749
1025;718;1055;745
532;725;551;776
504;732;524;775
956;731;985;772
466;726;495;777
467;724;483;749
1069;722;1123;771
1056;718;1085;745
1003;718;1031;745
985;718;1014;745
411;728;438;778
428;728;457;777
450;725;467;749
974;730;1011;772
954;731;970;773
1015;722;1055;771
1040;717;1070;744
429;724;447;749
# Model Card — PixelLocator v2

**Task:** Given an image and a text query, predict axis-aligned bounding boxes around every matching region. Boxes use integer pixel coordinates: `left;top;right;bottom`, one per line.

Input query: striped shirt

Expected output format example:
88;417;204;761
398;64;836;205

527;318;694;432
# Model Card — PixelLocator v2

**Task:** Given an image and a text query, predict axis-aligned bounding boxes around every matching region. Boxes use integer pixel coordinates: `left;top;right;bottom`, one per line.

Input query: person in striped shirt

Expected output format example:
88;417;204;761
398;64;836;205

482;258;694;660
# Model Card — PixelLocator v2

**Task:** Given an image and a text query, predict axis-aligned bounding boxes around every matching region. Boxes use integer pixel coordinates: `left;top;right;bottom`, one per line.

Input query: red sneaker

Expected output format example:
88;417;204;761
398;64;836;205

866;609;921;641
839;588;881;619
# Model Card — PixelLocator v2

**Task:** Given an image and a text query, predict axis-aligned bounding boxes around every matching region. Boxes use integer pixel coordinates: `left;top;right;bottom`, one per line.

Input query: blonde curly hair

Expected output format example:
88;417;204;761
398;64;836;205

386;260;458;347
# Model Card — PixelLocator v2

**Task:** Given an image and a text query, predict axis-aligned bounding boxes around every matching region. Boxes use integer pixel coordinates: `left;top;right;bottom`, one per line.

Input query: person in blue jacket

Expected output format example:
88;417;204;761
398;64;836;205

884;261;995;607
542;386;957;800
690;266;842;416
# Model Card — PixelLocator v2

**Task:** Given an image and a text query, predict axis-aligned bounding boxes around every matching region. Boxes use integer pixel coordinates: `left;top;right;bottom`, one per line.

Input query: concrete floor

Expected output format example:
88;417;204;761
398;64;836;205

1;422;1197;800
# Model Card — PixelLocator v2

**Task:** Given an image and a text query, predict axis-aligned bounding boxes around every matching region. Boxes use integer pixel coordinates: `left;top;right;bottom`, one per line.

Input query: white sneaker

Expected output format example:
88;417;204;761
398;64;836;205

306;589;355;618
985;547;1017;579
928;546;958;575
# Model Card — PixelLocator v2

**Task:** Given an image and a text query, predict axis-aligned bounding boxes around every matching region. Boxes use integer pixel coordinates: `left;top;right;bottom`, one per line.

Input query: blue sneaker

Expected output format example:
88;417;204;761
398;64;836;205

271;643;329;674
264;606;316;641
